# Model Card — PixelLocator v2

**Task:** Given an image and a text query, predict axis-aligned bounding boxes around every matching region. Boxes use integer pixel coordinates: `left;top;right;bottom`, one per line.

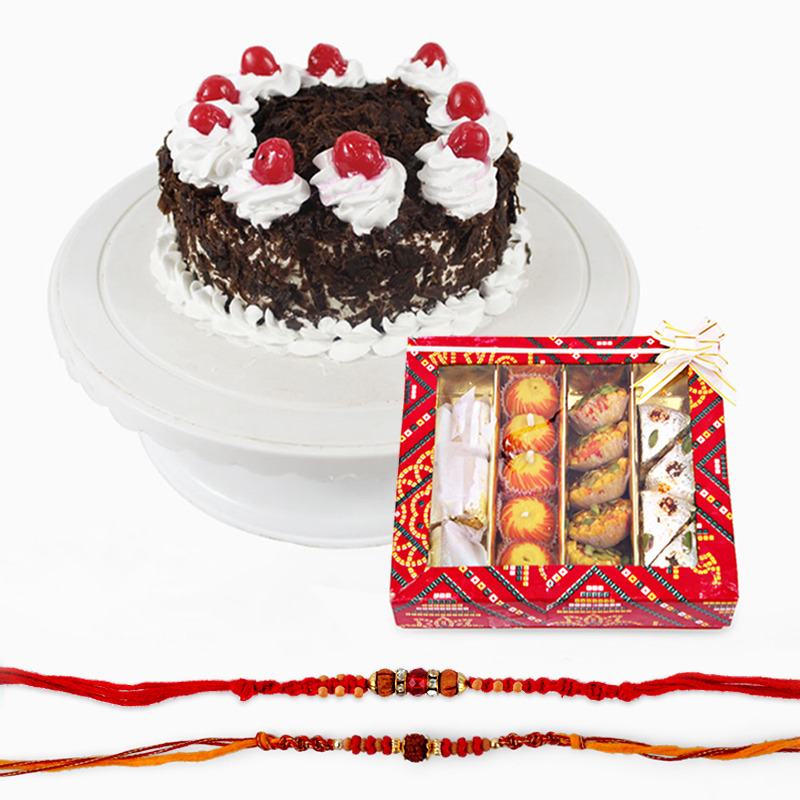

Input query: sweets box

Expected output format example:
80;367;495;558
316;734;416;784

390;336;737;628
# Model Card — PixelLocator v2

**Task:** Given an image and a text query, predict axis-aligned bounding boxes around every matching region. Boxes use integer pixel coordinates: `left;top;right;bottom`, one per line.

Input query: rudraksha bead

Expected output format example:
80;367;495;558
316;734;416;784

403;734;428;763
374;669;395;697
439;669;460;697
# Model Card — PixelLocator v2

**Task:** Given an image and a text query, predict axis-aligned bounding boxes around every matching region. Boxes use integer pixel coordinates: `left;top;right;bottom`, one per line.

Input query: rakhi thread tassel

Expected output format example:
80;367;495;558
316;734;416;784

3;667;800;704
2;731;799;776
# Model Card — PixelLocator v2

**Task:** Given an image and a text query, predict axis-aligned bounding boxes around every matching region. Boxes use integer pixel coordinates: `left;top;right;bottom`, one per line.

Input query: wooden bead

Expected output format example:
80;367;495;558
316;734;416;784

319;675;329;682
471;678;482;691
439;669;459;698
353;687;364;698
343;738;352;751
466;740;474;754
450;740;458;755
334;686;345;697
482;738;492;752
493;680;503;693
336;674;345;681
375;669;395;697
318;686;328;698
512;681;523;693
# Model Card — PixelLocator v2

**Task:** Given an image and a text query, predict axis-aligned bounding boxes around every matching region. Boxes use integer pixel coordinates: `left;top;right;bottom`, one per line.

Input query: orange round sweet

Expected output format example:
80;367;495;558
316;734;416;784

498;541;553;568
502;451;556;496
504;376;559;419
502;413;557;456
499;497;555;543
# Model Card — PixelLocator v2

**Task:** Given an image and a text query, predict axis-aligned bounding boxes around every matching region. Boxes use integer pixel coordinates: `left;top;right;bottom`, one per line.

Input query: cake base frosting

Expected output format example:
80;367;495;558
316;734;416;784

151;214;530;361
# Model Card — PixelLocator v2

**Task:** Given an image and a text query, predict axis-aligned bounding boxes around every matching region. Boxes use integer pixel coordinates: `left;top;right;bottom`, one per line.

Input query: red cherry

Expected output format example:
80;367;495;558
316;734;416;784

251;138;295;185
307;43;348;78
412;42;447;68
447;121;490;161
331;131;386;179
446;81;487;121
188;103;231;135
196;75;240;105
241;46;281;76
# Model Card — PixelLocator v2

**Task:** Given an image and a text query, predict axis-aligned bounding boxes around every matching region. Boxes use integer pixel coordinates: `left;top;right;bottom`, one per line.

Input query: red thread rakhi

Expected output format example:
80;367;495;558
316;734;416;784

2;666;800;704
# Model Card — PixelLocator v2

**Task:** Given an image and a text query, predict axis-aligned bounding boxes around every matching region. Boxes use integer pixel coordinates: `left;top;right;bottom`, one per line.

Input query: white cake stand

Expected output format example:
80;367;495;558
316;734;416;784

49;163;638;547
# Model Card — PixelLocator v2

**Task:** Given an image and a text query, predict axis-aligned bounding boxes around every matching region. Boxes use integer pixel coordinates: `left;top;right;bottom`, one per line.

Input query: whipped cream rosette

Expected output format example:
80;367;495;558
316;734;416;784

166;102;257;189
235;46;302;99
391;42;458;97
311;132;406;235
222;138;310;229
427;81;509;161
416;123;498;220
301;43;366;88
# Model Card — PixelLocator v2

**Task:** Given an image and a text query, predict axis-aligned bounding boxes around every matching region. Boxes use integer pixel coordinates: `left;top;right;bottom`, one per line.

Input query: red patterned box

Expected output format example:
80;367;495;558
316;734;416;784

391;335;737;628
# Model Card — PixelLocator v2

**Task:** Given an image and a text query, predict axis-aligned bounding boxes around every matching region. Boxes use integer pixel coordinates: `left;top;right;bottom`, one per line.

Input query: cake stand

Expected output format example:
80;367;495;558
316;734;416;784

49;163;638;547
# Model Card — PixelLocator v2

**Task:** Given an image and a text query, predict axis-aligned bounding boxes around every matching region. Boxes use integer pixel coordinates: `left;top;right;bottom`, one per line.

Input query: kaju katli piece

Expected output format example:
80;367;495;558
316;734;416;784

2;667;800;705
2;730;800;776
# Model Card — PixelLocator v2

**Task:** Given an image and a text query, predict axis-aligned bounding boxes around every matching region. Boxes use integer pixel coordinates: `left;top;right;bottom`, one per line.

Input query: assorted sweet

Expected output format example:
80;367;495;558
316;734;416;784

567;499;632;549
492;367;563;566
428;374;497;568
502;451;557;497
639;404;690;465
569;384;629;436
644;434;694;502
497;541;553;568
504;376;560;419
499;497;555;543
568;457;630;509
637;383;697;569
502;414;557;457
156;43;525;361
566;539;624;566
564;369;634;564
567;421;629;471
429;364;700;571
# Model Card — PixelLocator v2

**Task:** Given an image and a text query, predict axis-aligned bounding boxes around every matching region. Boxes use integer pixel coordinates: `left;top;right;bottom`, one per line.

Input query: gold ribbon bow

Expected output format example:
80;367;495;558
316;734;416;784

633;319;736;405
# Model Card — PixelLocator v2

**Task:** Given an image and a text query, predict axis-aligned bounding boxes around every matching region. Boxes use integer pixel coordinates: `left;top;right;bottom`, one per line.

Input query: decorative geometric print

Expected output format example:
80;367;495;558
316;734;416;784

391;339;737;628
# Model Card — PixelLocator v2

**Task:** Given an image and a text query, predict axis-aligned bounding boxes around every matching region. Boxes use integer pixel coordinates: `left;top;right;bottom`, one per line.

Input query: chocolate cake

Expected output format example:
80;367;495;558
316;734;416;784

154;44;529;359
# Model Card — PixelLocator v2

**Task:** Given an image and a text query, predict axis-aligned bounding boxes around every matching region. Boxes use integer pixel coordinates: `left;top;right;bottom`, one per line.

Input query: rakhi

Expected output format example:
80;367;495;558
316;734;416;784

2;730;800;776
2;666;800;703
2;667;800;775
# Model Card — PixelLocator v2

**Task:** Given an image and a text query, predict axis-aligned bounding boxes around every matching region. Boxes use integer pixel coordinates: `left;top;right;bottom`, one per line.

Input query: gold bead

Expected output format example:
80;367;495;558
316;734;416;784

457;672;468;694
332;739;343;750
491;738;500;749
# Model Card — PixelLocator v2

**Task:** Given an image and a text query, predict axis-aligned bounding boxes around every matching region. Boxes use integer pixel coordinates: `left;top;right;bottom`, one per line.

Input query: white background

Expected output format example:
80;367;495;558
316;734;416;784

2;0;799;796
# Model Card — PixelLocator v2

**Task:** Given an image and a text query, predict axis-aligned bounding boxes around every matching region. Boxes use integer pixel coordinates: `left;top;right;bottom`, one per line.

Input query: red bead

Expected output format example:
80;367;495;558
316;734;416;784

446;81;487;121
412;42;447;68
188;103;231;135
307;43;348;77
196;75;240;105
251;138;295;185
406;668;428;697
447;121;490;161
331;131;386;179
241;46;281;76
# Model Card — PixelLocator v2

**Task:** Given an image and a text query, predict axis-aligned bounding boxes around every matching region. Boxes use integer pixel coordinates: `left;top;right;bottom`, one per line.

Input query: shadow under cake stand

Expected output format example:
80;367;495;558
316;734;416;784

49;163;638;547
